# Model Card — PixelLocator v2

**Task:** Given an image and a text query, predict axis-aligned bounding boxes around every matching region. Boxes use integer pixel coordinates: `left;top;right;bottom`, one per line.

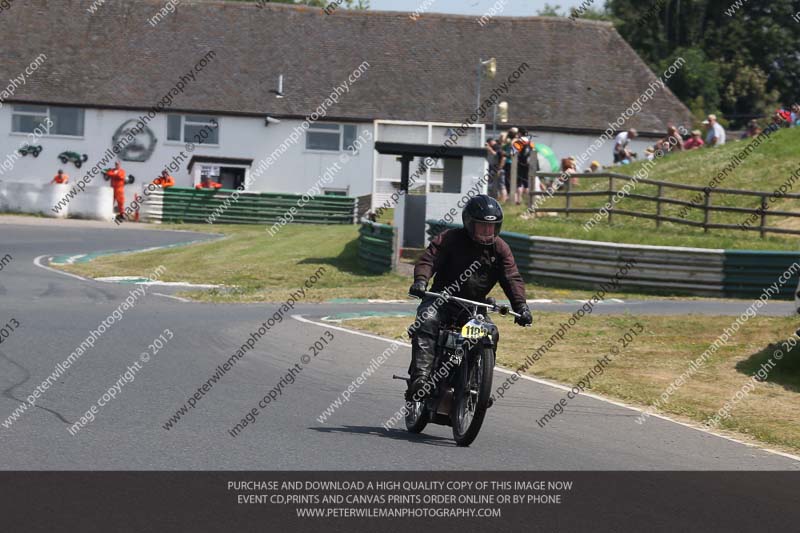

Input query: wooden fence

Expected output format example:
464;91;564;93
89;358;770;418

530;172;800;237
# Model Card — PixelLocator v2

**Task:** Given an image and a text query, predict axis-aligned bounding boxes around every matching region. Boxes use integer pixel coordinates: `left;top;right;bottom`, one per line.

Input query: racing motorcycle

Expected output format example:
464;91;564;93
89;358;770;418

395;291;525;447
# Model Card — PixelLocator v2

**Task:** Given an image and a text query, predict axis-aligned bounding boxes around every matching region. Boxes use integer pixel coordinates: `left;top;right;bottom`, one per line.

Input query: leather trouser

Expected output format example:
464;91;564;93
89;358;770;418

408;298;443;394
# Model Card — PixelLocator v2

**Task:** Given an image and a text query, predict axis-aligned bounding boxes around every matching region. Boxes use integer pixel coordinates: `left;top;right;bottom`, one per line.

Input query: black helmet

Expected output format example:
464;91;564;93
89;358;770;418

462;195;503;246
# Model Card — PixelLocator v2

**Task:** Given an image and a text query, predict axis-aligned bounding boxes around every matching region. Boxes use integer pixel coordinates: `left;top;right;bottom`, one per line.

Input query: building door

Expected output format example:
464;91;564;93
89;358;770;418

219;167;245;189
403;194;427;248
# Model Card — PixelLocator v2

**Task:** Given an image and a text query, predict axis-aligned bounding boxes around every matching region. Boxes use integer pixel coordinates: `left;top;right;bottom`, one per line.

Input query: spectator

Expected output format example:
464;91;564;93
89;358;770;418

589;161;602;173
568;155;579;172
500;131;515;202
763;110;790;135
152;170;175;189
196;175;222;190
776;108;792;126
613;128;637;163
703;114;726;146
50;169;68;184
561;158;577;175
485;138;505;201
663;125;684;153
684;130;705;150
741;120;762;139
791;104;800;127
561;156;580;185
512;128;534;205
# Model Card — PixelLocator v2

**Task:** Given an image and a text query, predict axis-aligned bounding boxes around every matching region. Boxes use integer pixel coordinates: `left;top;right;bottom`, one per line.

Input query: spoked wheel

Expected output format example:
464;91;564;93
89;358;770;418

405;398;429;433
452;347;495;446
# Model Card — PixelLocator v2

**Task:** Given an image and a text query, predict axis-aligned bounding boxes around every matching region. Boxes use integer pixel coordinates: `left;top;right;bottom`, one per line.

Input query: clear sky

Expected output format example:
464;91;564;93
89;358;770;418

369;0;593;17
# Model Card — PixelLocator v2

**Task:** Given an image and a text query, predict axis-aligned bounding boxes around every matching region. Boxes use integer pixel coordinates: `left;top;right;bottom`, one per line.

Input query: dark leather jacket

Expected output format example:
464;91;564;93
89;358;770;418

414;228;527;311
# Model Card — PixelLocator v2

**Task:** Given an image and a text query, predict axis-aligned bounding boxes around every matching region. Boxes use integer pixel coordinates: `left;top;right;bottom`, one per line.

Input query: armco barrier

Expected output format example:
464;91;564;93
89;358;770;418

358;221;397;273
141;187;356;225
428;221;800;299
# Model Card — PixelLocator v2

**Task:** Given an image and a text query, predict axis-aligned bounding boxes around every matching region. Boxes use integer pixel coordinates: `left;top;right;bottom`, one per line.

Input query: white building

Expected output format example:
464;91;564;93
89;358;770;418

1;105;375;195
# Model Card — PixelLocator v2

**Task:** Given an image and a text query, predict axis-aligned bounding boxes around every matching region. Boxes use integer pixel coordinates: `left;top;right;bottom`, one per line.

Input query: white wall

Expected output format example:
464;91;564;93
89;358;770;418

0;181;113;220
263;120;374;197
0;106;375;200
461;155;488;193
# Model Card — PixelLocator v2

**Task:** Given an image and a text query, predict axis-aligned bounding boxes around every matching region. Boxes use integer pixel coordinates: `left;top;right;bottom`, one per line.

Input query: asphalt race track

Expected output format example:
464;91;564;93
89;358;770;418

1;220;798;470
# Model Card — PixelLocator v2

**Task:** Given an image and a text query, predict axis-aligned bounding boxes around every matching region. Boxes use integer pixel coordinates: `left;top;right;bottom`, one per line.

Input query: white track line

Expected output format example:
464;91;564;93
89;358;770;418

33;255;88;281
292;314;800;464
153;292;191;303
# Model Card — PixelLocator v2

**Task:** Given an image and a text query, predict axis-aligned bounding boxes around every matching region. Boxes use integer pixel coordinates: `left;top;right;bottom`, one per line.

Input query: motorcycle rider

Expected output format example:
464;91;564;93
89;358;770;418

408;195;533;398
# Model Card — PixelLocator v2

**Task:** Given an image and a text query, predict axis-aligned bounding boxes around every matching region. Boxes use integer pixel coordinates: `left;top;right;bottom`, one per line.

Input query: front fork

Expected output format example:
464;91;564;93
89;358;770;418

456;334;494;402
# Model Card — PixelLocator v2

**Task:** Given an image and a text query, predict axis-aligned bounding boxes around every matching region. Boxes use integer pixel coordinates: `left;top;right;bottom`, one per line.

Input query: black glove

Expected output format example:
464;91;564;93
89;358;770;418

409;280;427;298
515;306;533;327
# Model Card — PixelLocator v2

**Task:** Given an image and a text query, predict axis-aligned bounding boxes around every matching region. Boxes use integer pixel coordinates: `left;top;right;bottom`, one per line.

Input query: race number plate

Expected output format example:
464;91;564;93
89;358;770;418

461;320;489;340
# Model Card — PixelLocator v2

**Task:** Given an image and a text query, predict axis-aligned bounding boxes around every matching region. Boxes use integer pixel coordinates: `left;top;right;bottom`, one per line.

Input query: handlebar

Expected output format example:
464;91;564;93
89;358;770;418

419;290;522;318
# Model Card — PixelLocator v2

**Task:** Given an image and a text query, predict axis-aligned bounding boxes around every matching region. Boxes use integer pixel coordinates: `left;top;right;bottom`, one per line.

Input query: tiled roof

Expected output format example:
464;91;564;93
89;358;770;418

0;0;691;134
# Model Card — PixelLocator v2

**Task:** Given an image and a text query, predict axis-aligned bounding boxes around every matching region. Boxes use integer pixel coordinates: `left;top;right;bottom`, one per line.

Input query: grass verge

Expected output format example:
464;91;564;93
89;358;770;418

59;223;690;303
343;312;800;454
503;204;800;251
500;127;800;250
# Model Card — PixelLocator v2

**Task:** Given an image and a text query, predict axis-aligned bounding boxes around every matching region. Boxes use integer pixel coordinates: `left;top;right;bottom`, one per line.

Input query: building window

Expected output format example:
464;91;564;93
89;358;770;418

167;115;182;141
343;125;358;152
12;105;84;136
167;114;219;145
306;124;359;152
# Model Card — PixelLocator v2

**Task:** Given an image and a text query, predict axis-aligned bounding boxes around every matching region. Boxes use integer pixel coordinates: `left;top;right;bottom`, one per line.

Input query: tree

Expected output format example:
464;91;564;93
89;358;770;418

536;3;564;16
720;60;780;122
534;3;618;23
578;7;616;22
607;0;800;127
657;47;721;121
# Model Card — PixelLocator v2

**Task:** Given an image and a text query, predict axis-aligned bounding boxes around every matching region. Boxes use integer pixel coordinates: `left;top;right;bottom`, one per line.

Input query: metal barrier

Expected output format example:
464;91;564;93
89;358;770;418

358;221;397;274
141;187;357;225
428;221;800;299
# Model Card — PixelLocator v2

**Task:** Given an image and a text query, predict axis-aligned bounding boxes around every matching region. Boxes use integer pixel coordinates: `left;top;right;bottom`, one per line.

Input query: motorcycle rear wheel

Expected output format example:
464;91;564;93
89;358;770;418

452;347;494;447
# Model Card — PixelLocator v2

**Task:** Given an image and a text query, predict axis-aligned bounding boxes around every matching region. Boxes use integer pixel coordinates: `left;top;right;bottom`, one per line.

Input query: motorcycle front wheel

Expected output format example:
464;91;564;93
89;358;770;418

404;398;429;434
452;347;494;447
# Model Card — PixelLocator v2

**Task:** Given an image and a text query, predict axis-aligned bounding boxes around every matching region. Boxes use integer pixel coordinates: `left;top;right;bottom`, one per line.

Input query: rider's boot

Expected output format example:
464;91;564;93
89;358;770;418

408;335;435;401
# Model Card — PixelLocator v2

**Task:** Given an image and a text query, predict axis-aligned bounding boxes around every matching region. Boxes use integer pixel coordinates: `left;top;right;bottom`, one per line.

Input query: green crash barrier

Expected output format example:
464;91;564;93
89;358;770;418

358;221;397;274
146;187;356;225
428;221;800;300
722;250;800;299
